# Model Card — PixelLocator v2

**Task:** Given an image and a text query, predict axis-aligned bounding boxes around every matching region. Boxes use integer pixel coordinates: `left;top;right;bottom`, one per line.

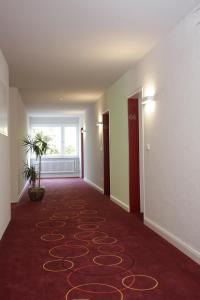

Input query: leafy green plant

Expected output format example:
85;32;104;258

23;133;49;187
23;163;37;187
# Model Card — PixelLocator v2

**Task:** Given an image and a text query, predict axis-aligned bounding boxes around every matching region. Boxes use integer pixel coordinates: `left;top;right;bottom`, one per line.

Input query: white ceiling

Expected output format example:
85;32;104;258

0;0;199;112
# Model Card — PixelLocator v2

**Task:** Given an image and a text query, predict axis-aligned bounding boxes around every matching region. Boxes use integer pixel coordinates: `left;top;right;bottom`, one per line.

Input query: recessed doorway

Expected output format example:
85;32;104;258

81;127;84;178
128;98;141;213
103;112;110;196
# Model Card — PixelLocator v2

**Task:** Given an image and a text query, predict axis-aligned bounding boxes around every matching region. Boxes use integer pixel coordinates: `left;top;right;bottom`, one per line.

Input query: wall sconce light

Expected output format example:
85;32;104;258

141;95;155;105
81;128;86;134
96;121;103;127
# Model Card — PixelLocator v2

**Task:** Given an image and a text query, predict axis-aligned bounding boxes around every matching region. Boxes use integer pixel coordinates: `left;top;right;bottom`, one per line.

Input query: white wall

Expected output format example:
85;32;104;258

106;9;200;263
84;97;106;191
9;87;28;202
85;8;200;263
0;49;10;239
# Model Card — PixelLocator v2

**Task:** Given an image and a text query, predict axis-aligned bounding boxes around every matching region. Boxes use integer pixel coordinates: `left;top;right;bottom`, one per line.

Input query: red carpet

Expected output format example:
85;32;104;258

0;178;200;299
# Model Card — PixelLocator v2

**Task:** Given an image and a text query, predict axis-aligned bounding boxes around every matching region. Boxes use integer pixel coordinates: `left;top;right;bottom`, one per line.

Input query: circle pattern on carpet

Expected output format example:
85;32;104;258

41;233;65;241
49;244;89;259
122;274;158;291
43;259;74;272
93;255;123;266
65;283;123;299
36;220;66;228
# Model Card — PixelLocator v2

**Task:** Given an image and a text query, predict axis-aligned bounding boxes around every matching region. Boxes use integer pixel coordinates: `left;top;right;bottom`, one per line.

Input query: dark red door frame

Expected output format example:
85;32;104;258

103;112;110;196
128;98;140;213
81;128;84;178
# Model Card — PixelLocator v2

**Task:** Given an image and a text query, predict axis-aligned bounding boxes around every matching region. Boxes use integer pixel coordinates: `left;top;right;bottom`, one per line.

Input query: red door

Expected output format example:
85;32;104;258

103;112;110;196
81;128;84;178
128;98;140;213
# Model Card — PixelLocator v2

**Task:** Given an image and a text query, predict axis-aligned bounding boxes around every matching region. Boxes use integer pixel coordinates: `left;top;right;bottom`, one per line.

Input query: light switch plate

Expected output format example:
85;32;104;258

146;144;151;151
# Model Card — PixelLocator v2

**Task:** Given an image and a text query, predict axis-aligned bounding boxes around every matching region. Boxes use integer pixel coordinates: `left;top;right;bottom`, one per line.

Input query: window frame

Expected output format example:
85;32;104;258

63;125;79;157
30;123;79;158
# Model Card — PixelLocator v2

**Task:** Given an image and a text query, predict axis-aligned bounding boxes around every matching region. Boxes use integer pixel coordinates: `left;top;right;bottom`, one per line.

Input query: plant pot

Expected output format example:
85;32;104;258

28;186;45;201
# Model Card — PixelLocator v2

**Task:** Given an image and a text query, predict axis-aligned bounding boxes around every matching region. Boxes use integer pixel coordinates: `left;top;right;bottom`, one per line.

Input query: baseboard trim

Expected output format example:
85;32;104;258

84;178;104;194
110;194;130;212
14;180;29;203
0;217;11;240
144;217;200;265
41;173;80;178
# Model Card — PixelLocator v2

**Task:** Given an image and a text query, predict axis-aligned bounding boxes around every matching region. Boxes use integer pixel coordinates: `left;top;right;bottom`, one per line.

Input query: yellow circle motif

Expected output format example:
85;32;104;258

97;244;125;254
78;216;106;224
122;274;158;291
49;244;89;259
92;236;118;245
78;223;100;231
43;259;74;272
36;220;66;228
74;231;108;242
41;233;65;242
65;283;123;299
93;255;123;266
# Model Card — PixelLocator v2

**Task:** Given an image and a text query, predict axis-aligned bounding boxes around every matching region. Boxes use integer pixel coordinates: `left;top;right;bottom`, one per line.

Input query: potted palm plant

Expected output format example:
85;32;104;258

23;163;37;188
23;133;49;201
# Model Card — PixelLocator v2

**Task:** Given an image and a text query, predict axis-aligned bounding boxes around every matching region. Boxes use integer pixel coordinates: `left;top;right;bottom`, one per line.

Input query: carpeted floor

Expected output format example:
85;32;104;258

0;178;200;299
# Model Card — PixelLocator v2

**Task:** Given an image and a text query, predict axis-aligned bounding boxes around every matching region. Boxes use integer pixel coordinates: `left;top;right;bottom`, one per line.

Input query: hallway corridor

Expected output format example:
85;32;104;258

0;179;199;299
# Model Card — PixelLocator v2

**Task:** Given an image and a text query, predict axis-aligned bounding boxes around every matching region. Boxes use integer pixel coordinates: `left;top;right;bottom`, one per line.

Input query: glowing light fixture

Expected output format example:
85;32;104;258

142;95;154;105
145;100;156;114
81;128;86;134
96;121;103;127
